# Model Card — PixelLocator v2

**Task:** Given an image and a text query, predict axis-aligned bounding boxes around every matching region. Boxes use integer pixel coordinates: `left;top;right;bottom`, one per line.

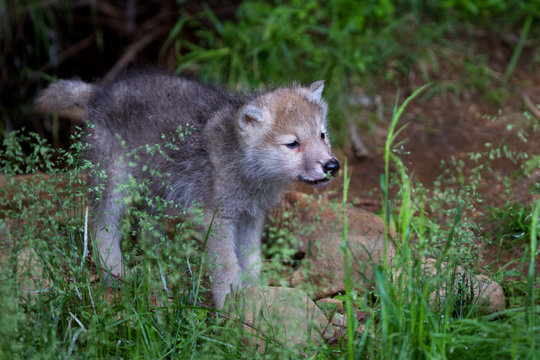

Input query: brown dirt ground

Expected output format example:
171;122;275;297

348;78;538;205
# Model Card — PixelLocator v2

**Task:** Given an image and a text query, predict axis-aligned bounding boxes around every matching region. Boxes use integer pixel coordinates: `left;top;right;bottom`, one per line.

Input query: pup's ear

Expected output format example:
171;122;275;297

237;104;267;131
307;80;325;103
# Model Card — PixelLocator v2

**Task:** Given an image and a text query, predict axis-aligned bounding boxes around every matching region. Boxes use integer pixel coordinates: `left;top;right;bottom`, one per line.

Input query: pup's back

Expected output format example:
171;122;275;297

88;71;246;149
85;71;252;209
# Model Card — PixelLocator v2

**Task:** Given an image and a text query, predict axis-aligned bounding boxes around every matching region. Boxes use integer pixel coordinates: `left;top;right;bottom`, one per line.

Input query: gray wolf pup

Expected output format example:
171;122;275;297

36;70;340;308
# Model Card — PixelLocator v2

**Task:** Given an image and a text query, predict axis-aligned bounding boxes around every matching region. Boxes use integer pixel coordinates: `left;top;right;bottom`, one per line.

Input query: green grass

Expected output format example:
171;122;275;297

4;0;540;144
1;90;538;358
2;1;540;357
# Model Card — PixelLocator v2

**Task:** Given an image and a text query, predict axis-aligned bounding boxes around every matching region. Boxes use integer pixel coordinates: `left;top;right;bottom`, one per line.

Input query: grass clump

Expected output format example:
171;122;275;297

166;0;540;144
0;128;255;358
175;0;540;87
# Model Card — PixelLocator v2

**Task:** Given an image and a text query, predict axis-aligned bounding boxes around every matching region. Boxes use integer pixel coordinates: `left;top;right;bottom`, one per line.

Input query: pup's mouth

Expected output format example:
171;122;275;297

300;176;333;186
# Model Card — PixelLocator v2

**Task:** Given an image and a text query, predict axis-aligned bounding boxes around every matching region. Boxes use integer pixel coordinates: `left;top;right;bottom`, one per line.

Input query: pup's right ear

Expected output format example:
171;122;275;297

237;104;268;132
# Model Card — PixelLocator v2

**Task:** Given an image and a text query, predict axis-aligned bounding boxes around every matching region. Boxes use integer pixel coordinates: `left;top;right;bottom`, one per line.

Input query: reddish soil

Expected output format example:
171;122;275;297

347;91;539;206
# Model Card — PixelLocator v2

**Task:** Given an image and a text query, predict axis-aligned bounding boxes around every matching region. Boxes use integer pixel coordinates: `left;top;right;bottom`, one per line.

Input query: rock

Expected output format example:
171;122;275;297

272;192;505;316
274;191;395;298
17;247;46;293
424;258;506;314
0;246;49;294
223;286;334;351
470;274;506;313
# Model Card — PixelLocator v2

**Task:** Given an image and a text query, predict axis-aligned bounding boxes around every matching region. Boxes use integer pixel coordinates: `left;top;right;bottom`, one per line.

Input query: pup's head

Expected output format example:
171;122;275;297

236;81;339;186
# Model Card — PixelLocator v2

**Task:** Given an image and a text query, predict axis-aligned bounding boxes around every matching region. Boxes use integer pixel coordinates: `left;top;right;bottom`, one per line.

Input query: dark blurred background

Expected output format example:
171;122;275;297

1;0;539;149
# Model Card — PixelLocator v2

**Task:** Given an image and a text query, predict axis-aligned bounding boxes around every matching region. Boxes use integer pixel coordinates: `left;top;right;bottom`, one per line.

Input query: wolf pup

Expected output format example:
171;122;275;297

36;70;340;308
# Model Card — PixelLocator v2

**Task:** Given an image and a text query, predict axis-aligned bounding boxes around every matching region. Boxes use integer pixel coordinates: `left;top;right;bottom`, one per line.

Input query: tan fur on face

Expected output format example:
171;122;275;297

235;86;335;184
260;88;327;148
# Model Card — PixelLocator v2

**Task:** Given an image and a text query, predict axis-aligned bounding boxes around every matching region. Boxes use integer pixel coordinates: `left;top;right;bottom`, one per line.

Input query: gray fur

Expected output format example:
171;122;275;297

36;69;339;308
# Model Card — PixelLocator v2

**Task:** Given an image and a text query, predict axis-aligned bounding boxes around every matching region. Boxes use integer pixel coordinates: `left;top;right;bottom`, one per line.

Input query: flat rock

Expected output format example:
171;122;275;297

223;286;334;351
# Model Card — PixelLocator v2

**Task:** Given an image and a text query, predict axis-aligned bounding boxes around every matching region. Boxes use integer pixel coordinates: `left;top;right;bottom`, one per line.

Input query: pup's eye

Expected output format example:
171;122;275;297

285;141;300;149
321;132;326;140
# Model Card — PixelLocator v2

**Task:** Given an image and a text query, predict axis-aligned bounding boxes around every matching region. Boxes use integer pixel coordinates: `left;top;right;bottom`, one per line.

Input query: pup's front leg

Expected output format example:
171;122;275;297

235;215;264;287
205;216;241;309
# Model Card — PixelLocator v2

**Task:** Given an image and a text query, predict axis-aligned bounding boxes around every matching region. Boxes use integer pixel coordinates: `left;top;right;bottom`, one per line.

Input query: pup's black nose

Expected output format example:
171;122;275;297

323;158;340;175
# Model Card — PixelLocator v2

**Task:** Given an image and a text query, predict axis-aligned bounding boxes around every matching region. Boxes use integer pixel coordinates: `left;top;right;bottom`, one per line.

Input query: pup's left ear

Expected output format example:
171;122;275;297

307;80;325;103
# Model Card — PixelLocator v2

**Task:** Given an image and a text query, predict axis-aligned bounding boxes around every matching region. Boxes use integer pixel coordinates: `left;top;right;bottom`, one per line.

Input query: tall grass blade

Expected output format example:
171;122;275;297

340;161;355;360
81;206;88;271
527;197;539;357
193;205;218;307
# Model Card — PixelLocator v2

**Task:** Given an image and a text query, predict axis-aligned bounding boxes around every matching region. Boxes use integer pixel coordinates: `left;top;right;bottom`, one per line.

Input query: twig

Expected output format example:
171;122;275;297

521;91;540;119
38;34;96;73
348;119;370;159
103;6;171;80
320;304;340;341
326;327;347;345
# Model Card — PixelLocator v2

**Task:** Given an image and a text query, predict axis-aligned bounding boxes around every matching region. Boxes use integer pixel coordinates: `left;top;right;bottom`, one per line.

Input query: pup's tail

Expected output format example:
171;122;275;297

34;80;94;122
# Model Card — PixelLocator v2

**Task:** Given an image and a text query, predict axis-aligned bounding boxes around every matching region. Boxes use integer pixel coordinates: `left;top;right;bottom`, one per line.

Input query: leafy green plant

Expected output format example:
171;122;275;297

488;201;540;249
263;210;301;283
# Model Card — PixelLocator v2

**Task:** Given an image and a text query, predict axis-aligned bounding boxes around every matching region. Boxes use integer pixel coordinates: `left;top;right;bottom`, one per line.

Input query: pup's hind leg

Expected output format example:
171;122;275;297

93;206;124;278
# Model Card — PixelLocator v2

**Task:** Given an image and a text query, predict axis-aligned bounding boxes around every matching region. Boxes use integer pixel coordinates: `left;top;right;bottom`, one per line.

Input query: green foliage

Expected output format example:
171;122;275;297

263;211;300;279
427;0;540;21
175;0;539;88
175;0;428;88
332;88;540;358
169;0;540;144
488;201;540;249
